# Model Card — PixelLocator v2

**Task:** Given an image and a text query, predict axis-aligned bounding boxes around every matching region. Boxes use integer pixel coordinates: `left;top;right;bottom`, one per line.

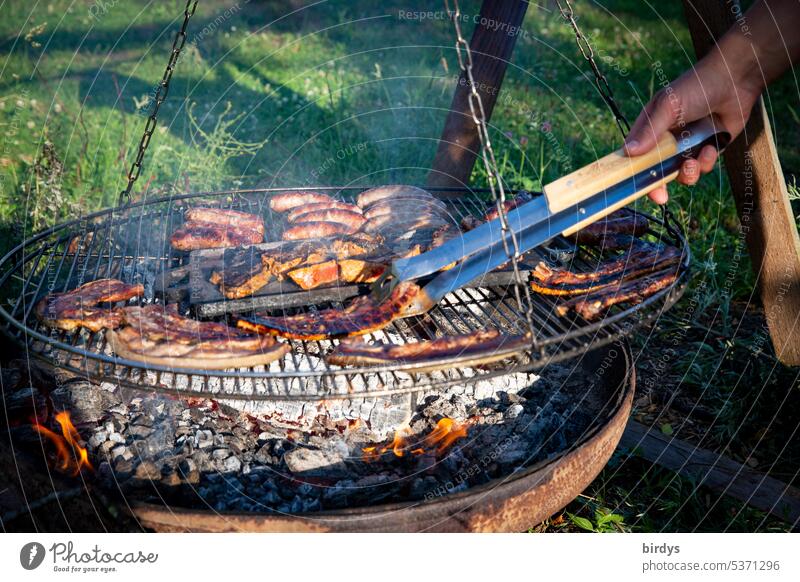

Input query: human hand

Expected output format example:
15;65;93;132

624;42;763;204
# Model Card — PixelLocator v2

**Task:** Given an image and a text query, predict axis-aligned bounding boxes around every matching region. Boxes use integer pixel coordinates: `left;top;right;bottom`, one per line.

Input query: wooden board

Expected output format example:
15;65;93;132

682;0;800;365
621;420;800;526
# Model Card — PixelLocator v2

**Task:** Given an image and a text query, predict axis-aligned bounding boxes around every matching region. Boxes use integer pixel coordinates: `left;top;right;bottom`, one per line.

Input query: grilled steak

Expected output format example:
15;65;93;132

170;221;263;251
185;207;265;235
327;329;530;367
210;247;273;299
282;221;359;240
356;185;433;209
555;269;678;320
237;281;422;340
269;191;335;212
287;201;361;222
530;243;682;296
35;279;144;332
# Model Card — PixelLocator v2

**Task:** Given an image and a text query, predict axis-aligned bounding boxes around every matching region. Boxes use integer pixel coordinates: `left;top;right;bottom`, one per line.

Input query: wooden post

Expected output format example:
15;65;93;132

682;0;800;365
427;0;529;190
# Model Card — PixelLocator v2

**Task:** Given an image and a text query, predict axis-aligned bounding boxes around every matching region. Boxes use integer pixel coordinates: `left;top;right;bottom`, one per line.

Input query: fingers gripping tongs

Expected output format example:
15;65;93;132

372;115;730;316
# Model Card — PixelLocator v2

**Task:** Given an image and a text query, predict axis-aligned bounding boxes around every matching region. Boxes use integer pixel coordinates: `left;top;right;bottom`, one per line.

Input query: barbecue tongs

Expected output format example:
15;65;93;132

372;115;730;316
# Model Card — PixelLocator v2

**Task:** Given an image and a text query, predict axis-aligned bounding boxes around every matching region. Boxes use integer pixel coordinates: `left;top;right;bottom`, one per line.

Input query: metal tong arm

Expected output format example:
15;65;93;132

372;115;729;304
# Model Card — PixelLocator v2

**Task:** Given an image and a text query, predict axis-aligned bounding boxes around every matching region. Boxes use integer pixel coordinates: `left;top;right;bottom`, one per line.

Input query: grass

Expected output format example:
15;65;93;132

0;0;798;531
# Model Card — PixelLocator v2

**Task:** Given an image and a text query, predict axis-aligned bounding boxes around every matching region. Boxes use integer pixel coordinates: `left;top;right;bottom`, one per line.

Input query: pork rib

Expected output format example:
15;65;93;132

35;279;144;332
237;281;422;340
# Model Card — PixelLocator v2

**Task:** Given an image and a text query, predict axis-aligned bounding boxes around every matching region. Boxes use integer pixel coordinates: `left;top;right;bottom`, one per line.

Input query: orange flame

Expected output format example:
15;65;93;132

33;411;93;476
362;418;468;461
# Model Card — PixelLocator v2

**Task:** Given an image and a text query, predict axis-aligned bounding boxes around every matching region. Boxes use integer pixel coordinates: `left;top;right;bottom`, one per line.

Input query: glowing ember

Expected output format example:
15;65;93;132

362;418;468;461
32;411;93;476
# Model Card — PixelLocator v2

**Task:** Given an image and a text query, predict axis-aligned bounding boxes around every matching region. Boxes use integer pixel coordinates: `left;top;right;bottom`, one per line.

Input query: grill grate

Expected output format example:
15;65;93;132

0;187;689;400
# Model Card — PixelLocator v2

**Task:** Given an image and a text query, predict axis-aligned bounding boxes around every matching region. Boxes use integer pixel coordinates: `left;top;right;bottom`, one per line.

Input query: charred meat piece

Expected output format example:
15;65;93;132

282;221;359;240
357;185;433;209
459;191;534;231
170;221;263;251
209;247;273;299
185;207;265;235
35;279;144;332
269;191;335;212
286;209;366;230
112;304;289;365
286;258;386;290
567;209;649;248
555;269;679;320
460;214;484;232
530;243;682;296
237;281;422;340
287;201;362;222
327;330;530;368
483;190;534;222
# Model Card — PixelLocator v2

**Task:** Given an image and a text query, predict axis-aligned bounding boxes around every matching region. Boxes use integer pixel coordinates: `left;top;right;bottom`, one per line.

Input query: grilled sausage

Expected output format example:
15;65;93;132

185;207;265;235
269;191;336;212
356;185;433;209
282;221;359;240
286;209;366;229
286;201;362;222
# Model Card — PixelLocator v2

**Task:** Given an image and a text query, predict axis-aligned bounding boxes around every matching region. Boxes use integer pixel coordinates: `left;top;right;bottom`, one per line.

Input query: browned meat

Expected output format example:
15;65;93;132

567;209;649;248
269;191;335;212
530;243;682;296
555;269;678;320
237;281;422;340
113;304;289;363
286;209;367;230
35;279;144;332
362;213;449;234
356;185;432;209
287;201;362;222
483;191;534;222
185;207;265;235
170;221;263;251
282;221;359;240
285;258;385;291
363;198;448;219
327;330;530;367
210;247;273;299
460;214;484;232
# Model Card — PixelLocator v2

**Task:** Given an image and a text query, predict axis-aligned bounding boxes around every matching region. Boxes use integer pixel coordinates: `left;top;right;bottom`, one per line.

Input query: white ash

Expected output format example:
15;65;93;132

46;360;595;515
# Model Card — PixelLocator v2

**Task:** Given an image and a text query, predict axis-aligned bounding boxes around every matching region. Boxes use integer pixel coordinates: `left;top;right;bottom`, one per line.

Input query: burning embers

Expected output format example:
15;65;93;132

32;411;93;476
362;418;469;461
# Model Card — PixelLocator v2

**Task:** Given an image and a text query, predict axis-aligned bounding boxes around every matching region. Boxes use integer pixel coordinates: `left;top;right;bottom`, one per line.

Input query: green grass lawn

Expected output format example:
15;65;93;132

1;0;798;531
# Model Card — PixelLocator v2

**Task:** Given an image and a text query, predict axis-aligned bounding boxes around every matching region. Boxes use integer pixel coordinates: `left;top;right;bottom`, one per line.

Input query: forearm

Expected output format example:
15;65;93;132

713;0;800;91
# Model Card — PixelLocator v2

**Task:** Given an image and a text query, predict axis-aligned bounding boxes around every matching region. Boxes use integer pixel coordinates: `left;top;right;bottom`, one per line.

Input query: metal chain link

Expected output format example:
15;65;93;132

444;0;539;343
555;0;630;139
117;0;199;206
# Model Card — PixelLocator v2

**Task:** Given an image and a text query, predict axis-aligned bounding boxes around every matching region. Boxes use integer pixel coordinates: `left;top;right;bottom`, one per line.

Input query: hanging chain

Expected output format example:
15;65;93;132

117;0;199;206
444;0;539;342
555;0;630;139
